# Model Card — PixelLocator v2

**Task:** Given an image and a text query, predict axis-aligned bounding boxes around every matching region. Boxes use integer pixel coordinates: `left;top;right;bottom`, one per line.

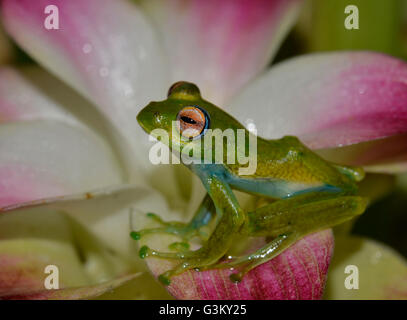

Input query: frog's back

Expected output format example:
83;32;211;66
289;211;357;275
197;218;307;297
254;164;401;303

225;135;362;198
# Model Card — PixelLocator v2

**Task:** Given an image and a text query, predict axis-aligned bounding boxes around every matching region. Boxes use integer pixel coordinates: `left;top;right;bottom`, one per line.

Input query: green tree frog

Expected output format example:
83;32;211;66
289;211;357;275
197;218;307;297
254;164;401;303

133;81;368;285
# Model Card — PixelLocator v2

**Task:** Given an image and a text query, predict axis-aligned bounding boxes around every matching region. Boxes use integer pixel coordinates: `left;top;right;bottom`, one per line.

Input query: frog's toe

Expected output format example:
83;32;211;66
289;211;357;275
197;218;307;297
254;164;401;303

153;254;251;285
132;213;208;242
229;271;246;283
157;268;189;286
129;225;192;241
130;231;142;240
146;212;187;228
228;261;260;283
130;228;171;240
138;245;150;259
156;260;201;286
158;273;172;286
145;212;164;224
168;241;190;252
138;245;195;260
191;254;255;282
139;246;214;284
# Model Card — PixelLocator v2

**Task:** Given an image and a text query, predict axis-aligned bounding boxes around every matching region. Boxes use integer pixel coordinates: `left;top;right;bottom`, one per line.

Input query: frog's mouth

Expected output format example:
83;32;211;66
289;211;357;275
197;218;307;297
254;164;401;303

136;105;154;135
137;117;149;134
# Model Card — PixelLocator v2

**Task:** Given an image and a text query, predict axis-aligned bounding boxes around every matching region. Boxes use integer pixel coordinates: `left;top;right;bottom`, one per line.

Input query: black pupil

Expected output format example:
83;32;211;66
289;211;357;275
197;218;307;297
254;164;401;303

181;116;197;124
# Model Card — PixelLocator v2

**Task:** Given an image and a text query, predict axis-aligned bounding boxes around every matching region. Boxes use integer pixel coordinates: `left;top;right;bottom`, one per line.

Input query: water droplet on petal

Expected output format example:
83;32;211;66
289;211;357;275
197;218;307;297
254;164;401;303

370;250;382;264
123;84;134;97
99;67;109;77
82;43;92;54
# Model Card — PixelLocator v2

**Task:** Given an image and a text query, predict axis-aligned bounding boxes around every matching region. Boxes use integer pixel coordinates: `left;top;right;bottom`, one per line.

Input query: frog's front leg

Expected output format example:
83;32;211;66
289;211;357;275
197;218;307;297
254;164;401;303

201;191;368;282
139;174;246;285
131;194;215;245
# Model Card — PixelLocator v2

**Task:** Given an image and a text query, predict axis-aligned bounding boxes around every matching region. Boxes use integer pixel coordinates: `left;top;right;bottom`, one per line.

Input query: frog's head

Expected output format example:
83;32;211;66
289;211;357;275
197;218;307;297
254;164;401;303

137;81;246;161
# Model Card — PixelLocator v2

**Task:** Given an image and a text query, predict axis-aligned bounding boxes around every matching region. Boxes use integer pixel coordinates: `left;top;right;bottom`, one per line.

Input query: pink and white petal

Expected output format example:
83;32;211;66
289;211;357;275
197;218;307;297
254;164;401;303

0;67;80;124
325;236;407;299
229;52;407;168
0;208;135;298
0;185;178;299
0;120;123;208
140;0;303;104
137;210;334;300
0;65;185;268
1;273;141;300
0;250;87;297
1;0;170;178
1;185;178;270
96;274;173;300
316;134;407;173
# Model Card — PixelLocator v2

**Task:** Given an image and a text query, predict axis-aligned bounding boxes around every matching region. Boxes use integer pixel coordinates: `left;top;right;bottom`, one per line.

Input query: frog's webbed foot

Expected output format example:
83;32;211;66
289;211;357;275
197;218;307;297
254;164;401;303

138;244;195;260
132;195;216;251
130;212;208;250
137;208;242;285
138;245;219;285
142;233;295;285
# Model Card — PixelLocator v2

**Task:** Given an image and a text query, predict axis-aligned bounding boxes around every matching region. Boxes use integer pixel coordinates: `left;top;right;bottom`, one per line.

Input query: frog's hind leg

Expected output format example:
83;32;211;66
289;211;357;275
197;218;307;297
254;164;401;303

202;193;368;282
139;202;244;285
131;194;215;246
333;164;365;182
201;233;297;283
139;175;246;285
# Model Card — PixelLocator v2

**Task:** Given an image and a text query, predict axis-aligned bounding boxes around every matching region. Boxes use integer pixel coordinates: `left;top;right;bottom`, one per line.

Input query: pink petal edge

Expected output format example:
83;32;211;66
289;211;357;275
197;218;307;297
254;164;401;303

0;272;140;300
146;230;334;300
229;52;407;171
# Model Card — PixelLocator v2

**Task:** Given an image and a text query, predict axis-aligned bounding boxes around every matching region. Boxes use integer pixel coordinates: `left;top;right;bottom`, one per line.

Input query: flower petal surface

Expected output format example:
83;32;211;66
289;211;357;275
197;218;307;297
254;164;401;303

0;185;179;299
325;236;407;299
140;0;303;104
0;67;124;208
1;274;141;300
2;0;170;177
229;52;407;170
137;212;334;300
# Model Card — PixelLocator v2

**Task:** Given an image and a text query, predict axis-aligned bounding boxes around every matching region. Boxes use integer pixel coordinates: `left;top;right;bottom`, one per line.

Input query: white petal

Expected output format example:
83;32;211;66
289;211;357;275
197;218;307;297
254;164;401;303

0;120;123;208
229;52;407;149
2;0;171;178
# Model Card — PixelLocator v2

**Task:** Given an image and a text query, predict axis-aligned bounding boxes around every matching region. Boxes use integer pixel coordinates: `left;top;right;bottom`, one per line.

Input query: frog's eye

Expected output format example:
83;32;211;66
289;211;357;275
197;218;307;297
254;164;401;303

167;81;184;97
176;106;209;139
167;81;201;98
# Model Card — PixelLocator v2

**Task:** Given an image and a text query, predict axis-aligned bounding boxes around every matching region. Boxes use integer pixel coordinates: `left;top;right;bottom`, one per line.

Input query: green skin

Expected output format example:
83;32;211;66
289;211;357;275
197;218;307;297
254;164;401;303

134;81;368;285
